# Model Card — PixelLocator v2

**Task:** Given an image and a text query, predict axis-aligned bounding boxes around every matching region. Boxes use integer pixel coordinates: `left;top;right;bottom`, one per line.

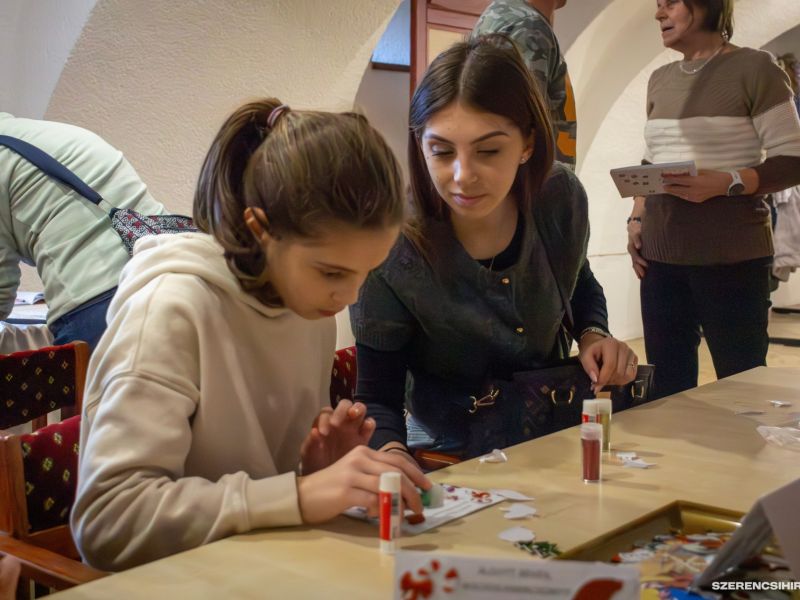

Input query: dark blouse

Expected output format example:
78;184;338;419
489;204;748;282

350;164;609;450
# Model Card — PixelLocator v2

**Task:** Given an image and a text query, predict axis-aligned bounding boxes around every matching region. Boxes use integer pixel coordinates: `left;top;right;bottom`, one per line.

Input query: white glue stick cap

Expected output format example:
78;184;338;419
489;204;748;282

380;471;401;492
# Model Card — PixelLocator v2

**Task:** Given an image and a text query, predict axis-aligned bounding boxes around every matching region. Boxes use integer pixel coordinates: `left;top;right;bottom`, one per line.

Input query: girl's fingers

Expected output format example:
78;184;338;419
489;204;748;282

358;417;376;442
328;400;353;430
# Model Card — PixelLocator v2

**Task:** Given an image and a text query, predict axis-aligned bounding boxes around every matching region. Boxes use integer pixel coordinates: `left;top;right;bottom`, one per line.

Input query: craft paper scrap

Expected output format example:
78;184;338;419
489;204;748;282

770;400;792;408
616;452;638;460
735;409;766;416
500;504;537;520
622;458;656;469
344;485;504;535
498;526;535;543
395;551;640;600
478;449;508;463
490;489;534;501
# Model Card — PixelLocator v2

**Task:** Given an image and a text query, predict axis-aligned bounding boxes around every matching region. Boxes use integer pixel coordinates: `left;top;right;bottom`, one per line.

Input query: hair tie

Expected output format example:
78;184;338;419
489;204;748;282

267;104;290;129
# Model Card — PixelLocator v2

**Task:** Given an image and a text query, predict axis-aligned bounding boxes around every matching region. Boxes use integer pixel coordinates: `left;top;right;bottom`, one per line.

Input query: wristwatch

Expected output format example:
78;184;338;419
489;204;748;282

726;170;745;196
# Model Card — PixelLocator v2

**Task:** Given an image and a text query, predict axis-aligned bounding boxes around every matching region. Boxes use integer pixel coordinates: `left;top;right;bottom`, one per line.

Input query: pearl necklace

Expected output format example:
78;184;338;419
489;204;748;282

679;43;726;75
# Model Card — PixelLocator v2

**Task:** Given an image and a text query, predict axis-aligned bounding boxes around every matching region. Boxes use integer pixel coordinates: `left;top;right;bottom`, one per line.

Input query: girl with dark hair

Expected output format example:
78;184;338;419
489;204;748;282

628;0;800;399
351;36;637;462
71;99;430;571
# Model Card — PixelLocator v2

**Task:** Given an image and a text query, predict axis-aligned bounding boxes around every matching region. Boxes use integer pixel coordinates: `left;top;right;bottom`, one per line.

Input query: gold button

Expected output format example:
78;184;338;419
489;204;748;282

501;277;510;284
515;327;524;334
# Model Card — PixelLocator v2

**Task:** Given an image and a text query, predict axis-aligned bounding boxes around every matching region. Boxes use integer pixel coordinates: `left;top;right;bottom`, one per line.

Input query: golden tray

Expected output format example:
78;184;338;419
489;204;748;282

559;500;744;561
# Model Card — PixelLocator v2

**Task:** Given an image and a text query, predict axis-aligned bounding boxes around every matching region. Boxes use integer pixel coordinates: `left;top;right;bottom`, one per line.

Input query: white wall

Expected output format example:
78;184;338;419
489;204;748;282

47;0;402;219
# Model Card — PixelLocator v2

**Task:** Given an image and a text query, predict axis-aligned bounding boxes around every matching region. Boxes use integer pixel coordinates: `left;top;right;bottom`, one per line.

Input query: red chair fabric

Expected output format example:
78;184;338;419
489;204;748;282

329;346;357;407
0;344;82;429
19;416;81;533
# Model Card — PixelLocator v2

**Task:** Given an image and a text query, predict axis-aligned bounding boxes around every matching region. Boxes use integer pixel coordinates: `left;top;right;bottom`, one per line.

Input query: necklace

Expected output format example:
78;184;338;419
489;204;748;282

679;42;726;75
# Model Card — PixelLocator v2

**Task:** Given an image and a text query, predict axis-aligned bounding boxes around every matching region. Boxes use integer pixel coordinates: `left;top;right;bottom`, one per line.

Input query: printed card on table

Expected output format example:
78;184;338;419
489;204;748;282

345;485;504;534
610;160;697;197
394;551;639;600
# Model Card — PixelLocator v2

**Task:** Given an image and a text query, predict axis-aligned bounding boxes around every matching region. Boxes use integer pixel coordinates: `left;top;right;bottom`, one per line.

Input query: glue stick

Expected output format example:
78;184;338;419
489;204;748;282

379;472;401;553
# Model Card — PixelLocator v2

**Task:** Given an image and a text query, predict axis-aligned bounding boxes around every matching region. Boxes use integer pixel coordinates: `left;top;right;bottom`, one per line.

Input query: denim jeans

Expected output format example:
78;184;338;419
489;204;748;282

49;287;116;352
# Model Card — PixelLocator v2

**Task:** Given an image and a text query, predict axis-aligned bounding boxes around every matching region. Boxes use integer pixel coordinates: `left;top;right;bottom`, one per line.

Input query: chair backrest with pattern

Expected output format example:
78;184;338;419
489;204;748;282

0;415;82;559
0;341;89;431
329;346;357;407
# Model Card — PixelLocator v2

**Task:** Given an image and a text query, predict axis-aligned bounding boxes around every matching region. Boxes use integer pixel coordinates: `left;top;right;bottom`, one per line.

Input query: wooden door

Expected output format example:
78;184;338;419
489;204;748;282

410;0;491;94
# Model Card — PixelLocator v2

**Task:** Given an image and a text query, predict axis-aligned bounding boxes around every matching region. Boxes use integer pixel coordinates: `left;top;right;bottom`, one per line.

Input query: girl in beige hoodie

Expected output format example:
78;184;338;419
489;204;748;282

71;99;430;571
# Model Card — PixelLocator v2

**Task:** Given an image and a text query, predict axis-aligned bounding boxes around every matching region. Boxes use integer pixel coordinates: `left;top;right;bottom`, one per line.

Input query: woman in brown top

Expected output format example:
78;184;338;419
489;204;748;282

627;0;800;398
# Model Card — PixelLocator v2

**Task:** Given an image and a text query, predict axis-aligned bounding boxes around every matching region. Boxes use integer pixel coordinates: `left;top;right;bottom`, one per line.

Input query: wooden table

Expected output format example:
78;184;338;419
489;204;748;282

54;367;800;599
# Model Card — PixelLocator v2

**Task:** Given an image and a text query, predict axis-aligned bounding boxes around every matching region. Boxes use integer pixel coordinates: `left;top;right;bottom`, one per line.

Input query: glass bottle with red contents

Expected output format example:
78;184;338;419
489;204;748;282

581;422;602;483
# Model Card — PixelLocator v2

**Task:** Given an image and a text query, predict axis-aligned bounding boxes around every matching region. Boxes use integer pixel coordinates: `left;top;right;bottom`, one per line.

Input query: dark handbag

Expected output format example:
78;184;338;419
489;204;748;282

0;135;196;256
462;362;655;457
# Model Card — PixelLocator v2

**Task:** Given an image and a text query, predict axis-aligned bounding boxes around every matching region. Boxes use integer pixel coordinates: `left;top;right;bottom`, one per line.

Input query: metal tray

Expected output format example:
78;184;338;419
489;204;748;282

559;500;744;561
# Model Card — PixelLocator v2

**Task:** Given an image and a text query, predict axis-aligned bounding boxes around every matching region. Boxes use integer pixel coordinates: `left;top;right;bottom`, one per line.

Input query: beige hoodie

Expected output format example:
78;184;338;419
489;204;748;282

71;232;335;571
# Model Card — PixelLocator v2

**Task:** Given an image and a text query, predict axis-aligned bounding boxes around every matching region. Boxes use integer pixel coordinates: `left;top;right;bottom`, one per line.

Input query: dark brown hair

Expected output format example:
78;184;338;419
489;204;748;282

406;34;554;250
682;0;734;41
193;98;405;304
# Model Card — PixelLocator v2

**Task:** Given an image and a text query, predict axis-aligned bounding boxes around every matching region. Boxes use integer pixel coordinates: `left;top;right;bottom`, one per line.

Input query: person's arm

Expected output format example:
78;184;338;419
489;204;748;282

569;260;609;340
355;343;411;453
350;269;418;455
0;241;21;320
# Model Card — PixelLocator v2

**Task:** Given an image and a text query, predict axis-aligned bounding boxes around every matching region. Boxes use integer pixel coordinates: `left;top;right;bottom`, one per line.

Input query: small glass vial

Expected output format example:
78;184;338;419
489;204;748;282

596;398;612;453
581;422;602;483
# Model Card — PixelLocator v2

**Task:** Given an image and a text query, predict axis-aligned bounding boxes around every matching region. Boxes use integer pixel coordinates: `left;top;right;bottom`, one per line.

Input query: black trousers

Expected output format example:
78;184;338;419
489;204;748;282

640;259;771;399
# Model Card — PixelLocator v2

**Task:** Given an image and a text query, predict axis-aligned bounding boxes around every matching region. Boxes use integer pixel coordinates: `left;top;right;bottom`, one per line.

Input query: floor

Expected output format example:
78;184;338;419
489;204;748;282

625;309;800;386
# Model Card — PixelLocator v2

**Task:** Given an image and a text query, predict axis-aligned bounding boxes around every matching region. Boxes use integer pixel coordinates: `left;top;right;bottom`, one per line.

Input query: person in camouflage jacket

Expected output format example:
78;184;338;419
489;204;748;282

472;0;576;169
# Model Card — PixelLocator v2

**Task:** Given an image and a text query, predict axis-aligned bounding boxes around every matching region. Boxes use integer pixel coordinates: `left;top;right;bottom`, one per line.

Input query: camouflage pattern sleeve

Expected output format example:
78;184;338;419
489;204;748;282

472;0;577;168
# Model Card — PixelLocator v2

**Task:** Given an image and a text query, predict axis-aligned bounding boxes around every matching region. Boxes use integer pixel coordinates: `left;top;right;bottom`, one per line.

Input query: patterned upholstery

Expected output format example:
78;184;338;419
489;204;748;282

0;344;82;429
19;415;81;533
329;346;357;407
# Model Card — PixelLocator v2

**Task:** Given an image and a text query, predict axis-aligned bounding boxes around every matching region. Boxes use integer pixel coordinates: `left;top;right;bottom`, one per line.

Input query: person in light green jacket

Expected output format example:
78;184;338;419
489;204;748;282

0;113;166;350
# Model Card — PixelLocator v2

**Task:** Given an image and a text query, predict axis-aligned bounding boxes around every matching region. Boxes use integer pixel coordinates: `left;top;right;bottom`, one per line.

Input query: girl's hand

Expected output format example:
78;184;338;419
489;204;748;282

627;217;648;279
578;335;638;392
297;445;431;524
300;400;376;475
662;169;732;203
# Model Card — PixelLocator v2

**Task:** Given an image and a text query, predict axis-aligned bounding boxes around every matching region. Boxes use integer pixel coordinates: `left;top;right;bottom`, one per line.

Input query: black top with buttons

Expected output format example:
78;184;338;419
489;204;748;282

350;164;609;450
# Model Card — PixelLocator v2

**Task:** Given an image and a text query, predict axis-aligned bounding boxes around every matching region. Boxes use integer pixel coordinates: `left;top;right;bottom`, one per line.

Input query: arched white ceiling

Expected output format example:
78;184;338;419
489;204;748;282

45;0;401;215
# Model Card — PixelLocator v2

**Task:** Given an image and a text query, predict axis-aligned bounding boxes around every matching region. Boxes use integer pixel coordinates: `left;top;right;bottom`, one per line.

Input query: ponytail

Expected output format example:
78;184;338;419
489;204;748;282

193;98;405;305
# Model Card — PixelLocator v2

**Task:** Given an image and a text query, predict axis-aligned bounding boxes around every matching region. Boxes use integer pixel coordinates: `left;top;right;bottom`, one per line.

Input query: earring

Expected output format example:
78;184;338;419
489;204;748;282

520;156;529;164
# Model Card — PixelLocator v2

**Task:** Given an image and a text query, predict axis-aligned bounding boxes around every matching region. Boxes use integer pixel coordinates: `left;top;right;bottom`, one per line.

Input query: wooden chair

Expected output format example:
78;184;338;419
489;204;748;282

0;534;105;597
0;341;90;560
0;415;83;559
0;342;89;432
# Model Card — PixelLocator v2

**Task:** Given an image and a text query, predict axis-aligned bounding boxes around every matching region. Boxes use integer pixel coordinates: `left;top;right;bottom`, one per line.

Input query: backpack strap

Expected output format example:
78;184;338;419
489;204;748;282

0;135;103;205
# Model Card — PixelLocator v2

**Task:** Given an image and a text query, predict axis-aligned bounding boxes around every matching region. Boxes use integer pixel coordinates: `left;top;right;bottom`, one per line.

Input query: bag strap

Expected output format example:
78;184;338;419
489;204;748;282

0;135;103;205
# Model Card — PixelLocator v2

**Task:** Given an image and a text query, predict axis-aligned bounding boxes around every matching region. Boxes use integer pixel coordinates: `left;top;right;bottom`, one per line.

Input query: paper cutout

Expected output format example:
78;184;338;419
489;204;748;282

622;458;656;469
478;449;508;463
770;400;793;408
500;504;537;520
735;409;766;416
498;526;535;543
616;452;638;460
489;489;534;501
